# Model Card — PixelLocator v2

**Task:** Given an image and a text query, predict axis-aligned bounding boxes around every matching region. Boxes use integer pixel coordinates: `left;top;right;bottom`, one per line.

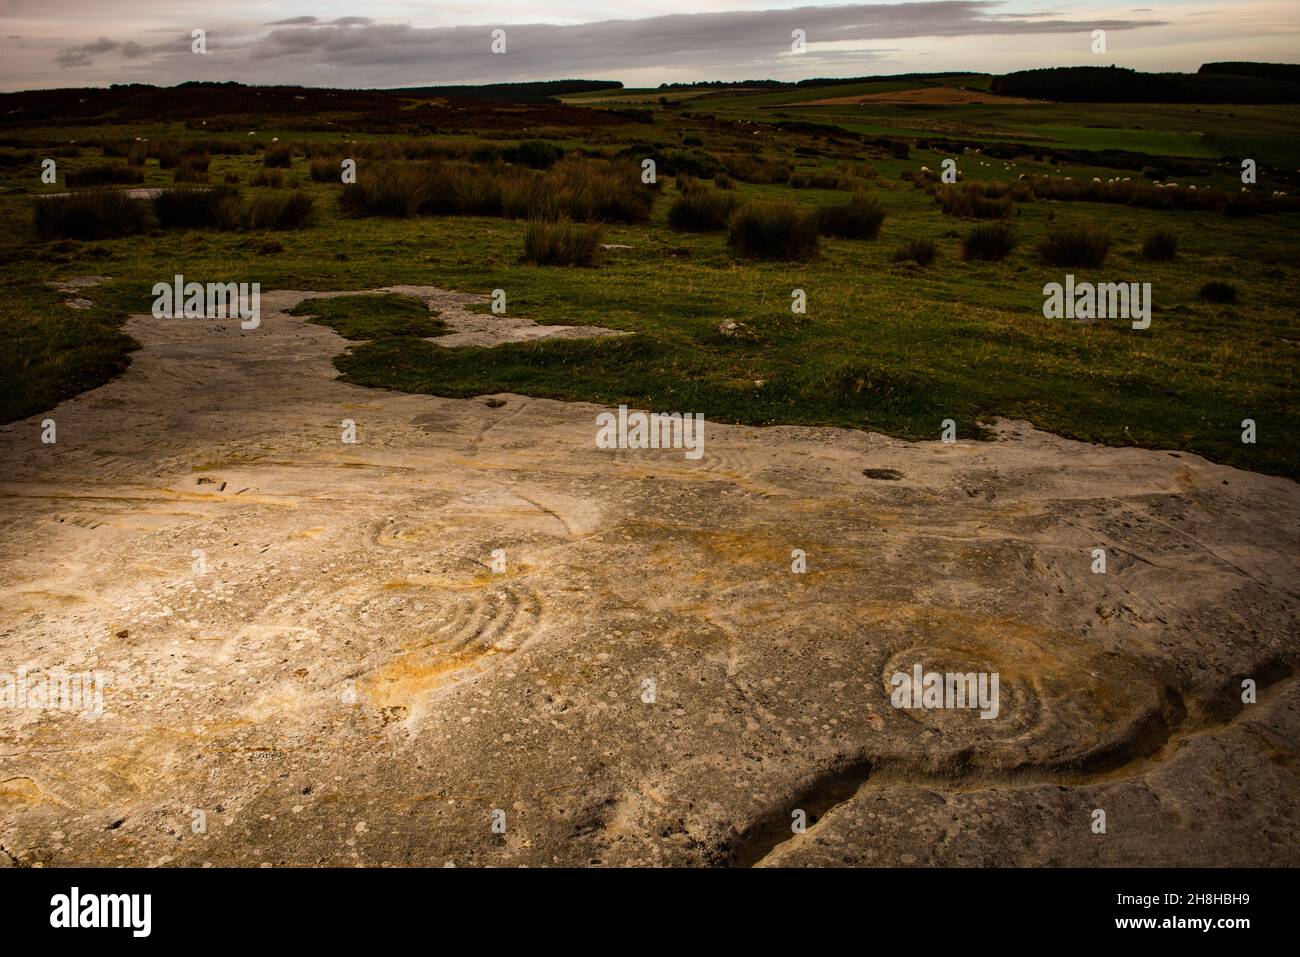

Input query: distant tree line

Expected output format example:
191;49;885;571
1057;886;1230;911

991;65;1300;103
1199;62;1300;82
393;80;623;101
657;73;987;92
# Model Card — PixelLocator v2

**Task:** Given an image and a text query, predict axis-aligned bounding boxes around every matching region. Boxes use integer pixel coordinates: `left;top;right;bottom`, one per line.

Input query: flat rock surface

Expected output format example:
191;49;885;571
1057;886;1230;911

0;286;1296;867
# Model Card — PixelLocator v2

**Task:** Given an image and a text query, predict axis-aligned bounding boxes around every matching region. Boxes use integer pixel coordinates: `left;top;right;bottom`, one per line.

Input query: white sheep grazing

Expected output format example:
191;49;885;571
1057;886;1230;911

1092;177;1102;183
919;166;931;173
1018;173;1027;181
1122;177;1131;181
1188;184;1196;190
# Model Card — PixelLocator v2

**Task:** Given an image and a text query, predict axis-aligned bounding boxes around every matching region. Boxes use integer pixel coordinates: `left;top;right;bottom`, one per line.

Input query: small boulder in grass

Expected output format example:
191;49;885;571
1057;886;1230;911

717;319;758;341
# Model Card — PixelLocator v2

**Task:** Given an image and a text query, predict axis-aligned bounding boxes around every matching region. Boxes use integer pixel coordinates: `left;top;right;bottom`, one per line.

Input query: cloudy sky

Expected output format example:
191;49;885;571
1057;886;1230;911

1;1;1296;92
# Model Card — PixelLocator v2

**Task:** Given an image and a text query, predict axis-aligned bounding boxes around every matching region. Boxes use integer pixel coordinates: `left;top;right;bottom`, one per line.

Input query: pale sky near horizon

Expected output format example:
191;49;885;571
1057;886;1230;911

0;1;1296;92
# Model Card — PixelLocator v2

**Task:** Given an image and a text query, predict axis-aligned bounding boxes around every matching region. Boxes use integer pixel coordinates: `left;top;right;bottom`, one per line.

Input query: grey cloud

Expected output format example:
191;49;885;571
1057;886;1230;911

264;15;372;27
55;35;119;67
246;2;1166;81
56;30;197;68
50;2;1168;83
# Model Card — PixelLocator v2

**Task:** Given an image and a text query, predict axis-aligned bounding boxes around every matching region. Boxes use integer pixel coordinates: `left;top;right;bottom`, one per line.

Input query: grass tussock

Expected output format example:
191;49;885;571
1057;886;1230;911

242;191;314;230
935;184;1014;219
668;190;742;231
310;158;345;183
339;162;426;217
151;188;311;230
250;169;284;188
339;157;654;224
1142;228;1178;260
172;154;210;183
1199;281;1238;303
961;223;1016;261
64;163;144;188
891;238;937;266
722;153;792;185
523;218;604;266
815;192;886;239
791;171;850;190
34;190;148;239
728;201;820;261
1039;224;1111;267
152;187;242;229
263;144;293;168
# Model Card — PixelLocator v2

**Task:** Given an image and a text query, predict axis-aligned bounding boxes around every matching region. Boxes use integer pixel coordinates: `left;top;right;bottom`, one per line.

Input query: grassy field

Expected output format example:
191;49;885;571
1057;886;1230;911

1;77;1297;478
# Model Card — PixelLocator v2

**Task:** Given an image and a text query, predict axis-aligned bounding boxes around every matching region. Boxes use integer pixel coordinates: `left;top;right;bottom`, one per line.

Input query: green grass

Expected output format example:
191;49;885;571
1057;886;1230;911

1;104;1297;481
288;293;448;340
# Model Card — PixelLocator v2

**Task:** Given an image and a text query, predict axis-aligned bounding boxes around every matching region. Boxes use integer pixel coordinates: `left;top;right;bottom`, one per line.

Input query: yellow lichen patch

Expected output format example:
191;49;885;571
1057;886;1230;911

362;647;505;711
0;776;68;807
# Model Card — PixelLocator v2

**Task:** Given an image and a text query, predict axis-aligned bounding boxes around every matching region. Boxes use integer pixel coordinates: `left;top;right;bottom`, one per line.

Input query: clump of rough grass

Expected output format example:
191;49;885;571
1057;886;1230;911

790;171;847;190
338;158;653;224
310;158;343;182
1142;228;1178;261
936;186;1013;219
153;188;240;229
891;238;937;266
722;153;792;185
815;192;886;239
728;201;819;261
1039;223;1111;267
250;169;284;188
961;223;1016;261
242;191;314;230
1199;280;1238;303
668;190;741;231
522;218;604;266
172;154;210;183
34;190;148;239
339;162;427;217
64;163;144;188
263;144;293;168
